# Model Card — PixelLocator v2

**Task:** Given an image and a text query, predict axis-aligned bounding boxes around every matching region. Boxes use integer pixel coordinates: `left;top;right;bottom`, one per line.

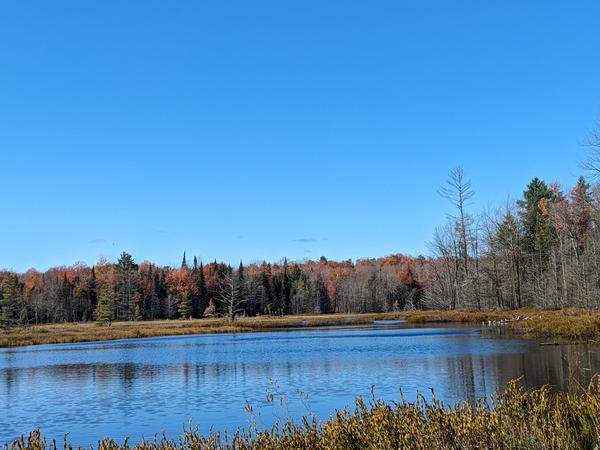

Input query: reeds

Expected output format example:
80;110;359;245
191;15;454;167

5;377;600;449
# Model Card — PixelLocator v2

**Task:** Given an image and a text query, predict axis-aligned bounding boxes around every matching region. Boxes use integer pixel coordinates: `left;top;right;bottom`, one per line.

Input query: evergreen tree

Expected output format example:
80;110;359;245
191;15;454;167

189;261;207;318
164;294;178;319
260;269;273;314
116;252;137;320
58;274;72;322
181;252;188;269
518;178;554;261
178;292;192;319
1;273;21;327
238;260;245;282
282;259;291;314
315;275;332;314
86;267;98;321
570;176;592;250
150;270;163;319
95;283;113;325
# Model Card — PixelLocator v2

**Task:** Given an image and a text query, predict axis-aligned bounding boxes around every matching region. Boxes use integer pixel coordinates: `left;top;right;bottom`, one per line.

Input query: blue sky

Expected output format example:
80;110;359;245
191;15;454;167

1;1;599;272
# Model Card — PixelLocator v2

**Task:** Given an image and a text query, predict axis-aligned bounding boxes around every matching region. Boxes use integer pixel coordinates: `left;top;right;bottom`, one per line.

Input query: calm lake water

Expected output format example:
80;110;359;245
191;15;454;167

1;321;600;445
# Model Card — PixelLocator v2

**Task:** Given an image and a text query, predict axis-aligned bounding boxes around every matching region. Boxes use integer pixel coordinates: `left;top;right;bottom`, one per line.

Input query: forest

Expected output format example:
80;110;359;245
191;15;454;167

3;142;600;326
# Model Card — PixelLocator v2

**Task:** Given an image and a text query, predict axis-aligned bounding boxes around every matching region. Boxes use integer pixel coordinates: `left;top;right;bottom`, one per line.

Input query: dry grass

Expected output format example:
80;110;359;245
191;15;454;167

397;308;600;343
3;308;600;348
7;377;600;449
0;313;393;348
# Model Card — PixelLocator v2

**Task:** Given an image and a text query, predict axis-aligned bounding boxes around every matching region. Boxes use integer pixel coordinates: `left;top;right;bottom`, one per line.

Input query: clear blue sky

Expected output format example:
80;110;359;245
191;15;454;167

1;1;600;272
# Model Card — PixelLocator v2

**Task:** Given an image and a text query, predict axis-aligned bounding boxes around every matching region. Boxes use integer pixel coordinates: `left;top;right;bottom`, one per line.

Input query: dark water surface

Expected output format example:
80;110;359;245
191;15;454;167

1;322;600;445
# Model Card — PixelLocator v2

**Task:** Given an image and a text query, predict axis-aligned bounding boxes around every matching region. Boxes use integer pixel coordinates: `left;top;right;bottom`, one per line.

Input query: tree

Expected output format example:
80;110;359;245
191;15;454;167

282;259;291;314
581;122;600;178
518;178;554;260
1;273;22;327
216;273;246;322
116;252;138;320
178;292;192;319
95;283;114;326
190;261;207;318
181;252;188;270
439;166;474;277
495;210;523;308
260;267;273;314
570;176;592;251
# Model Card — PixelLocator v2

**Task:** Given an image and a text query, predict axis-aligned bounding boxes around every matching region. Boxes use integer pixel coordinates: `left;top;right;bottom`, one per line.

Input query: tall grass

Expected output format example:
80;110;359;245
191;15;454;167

0;314;385;348
3;308;600;348
401;308;600;342
6;377;600;450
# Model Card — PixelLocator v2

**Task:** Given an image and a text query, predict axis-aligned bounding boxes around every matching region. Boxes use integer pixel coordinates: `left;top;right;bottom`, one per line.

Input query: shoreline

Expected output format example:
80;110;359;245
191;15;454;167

1;308;599;349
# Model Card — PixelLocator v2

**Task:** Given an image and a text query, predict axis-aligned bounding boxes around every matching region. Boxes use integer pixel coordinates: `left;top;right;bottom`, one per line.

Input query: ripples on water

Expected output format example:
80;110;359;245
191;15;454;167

1;322;600;445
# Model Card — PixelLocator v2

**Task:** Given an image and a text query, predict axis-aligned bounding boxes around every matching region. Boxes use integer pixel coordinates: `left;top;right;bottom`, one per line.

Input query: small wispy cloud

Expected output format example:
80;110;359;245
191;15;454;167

145;227;168;234
291;237;319;243
89;239;107;244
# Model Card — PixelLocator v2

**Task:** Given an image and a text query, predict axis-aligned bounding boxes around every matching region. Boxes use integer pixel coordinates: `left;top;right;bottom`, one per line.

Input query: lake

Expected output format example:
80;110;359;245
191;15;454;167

1;321;600;445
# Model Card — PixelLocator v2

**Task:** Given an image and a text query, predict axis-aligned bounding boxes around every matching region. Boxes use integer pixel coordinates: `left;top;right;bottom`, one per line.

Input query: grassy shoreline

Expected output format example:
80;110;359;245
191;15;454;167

2;308;600;348
8;378;600;449
400;308;600;343
0;313;392;348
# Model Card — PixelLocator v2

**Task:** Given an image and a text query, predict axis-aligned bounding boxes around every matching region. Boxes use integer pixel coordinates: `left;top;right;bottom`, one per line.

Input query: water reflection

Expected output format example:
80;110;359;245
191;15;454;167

0;324;599;445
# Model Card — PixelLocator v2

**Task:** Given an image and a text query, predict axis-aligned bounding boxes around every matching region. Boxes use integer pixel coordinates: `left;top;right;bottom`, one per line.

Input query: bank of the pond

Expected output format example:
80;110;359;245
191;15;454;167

0;313;389;348
2;308;600;348
8;378;600;450
400;308;600;343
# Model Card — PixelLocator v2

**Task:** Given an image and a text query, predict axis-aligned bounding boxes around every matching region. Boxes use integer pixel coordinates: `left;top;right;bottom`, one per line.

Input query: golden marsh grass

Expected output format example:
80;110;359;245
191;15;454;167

6;377;600;449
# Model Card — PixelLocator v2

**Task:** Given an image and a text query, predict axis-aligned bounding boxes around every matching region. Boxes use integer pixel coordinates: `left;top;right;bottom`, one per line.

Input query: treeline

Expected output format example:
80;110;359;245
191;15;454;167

0;253;425;326
5;158;600;326
427;163;600;310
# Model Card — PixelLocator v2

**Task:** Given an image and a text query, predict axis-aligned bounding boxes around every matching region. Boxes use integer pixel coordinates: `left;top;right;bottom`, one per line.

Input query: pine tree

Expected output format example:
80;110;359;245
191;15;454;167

1;273;21;327
58;274;72;322
570;176;592;250
181;252;188;269
87;267;98;320
116;252;137;320
178;292;192;319
95;283;113;325
191;261;207;317
282;258;291;314
238;260;245;281
518;178;554;261
260;269;273;315
164;294;178;319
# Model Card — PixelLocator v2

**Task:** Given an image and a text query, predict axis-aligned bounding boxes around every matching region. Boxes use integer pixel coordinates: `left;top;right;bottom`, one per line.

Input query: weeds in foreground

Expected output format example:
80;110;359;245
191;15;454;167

5;377;600;450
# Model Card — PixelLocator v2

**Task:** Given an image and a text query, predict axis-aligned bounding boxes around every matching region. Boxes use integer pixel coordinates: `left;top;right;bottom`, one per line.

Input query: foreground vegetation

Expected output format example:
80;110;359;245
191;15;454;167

3;308;600;348
7;378;600;449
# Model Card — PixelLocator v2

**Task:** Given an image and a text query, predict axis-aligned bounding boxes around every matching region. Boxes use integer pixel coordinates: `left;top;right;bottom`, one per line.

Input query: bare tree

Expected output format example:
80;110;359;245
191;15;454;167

217;273;246;322
581;121;600;178
439;166;475;276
